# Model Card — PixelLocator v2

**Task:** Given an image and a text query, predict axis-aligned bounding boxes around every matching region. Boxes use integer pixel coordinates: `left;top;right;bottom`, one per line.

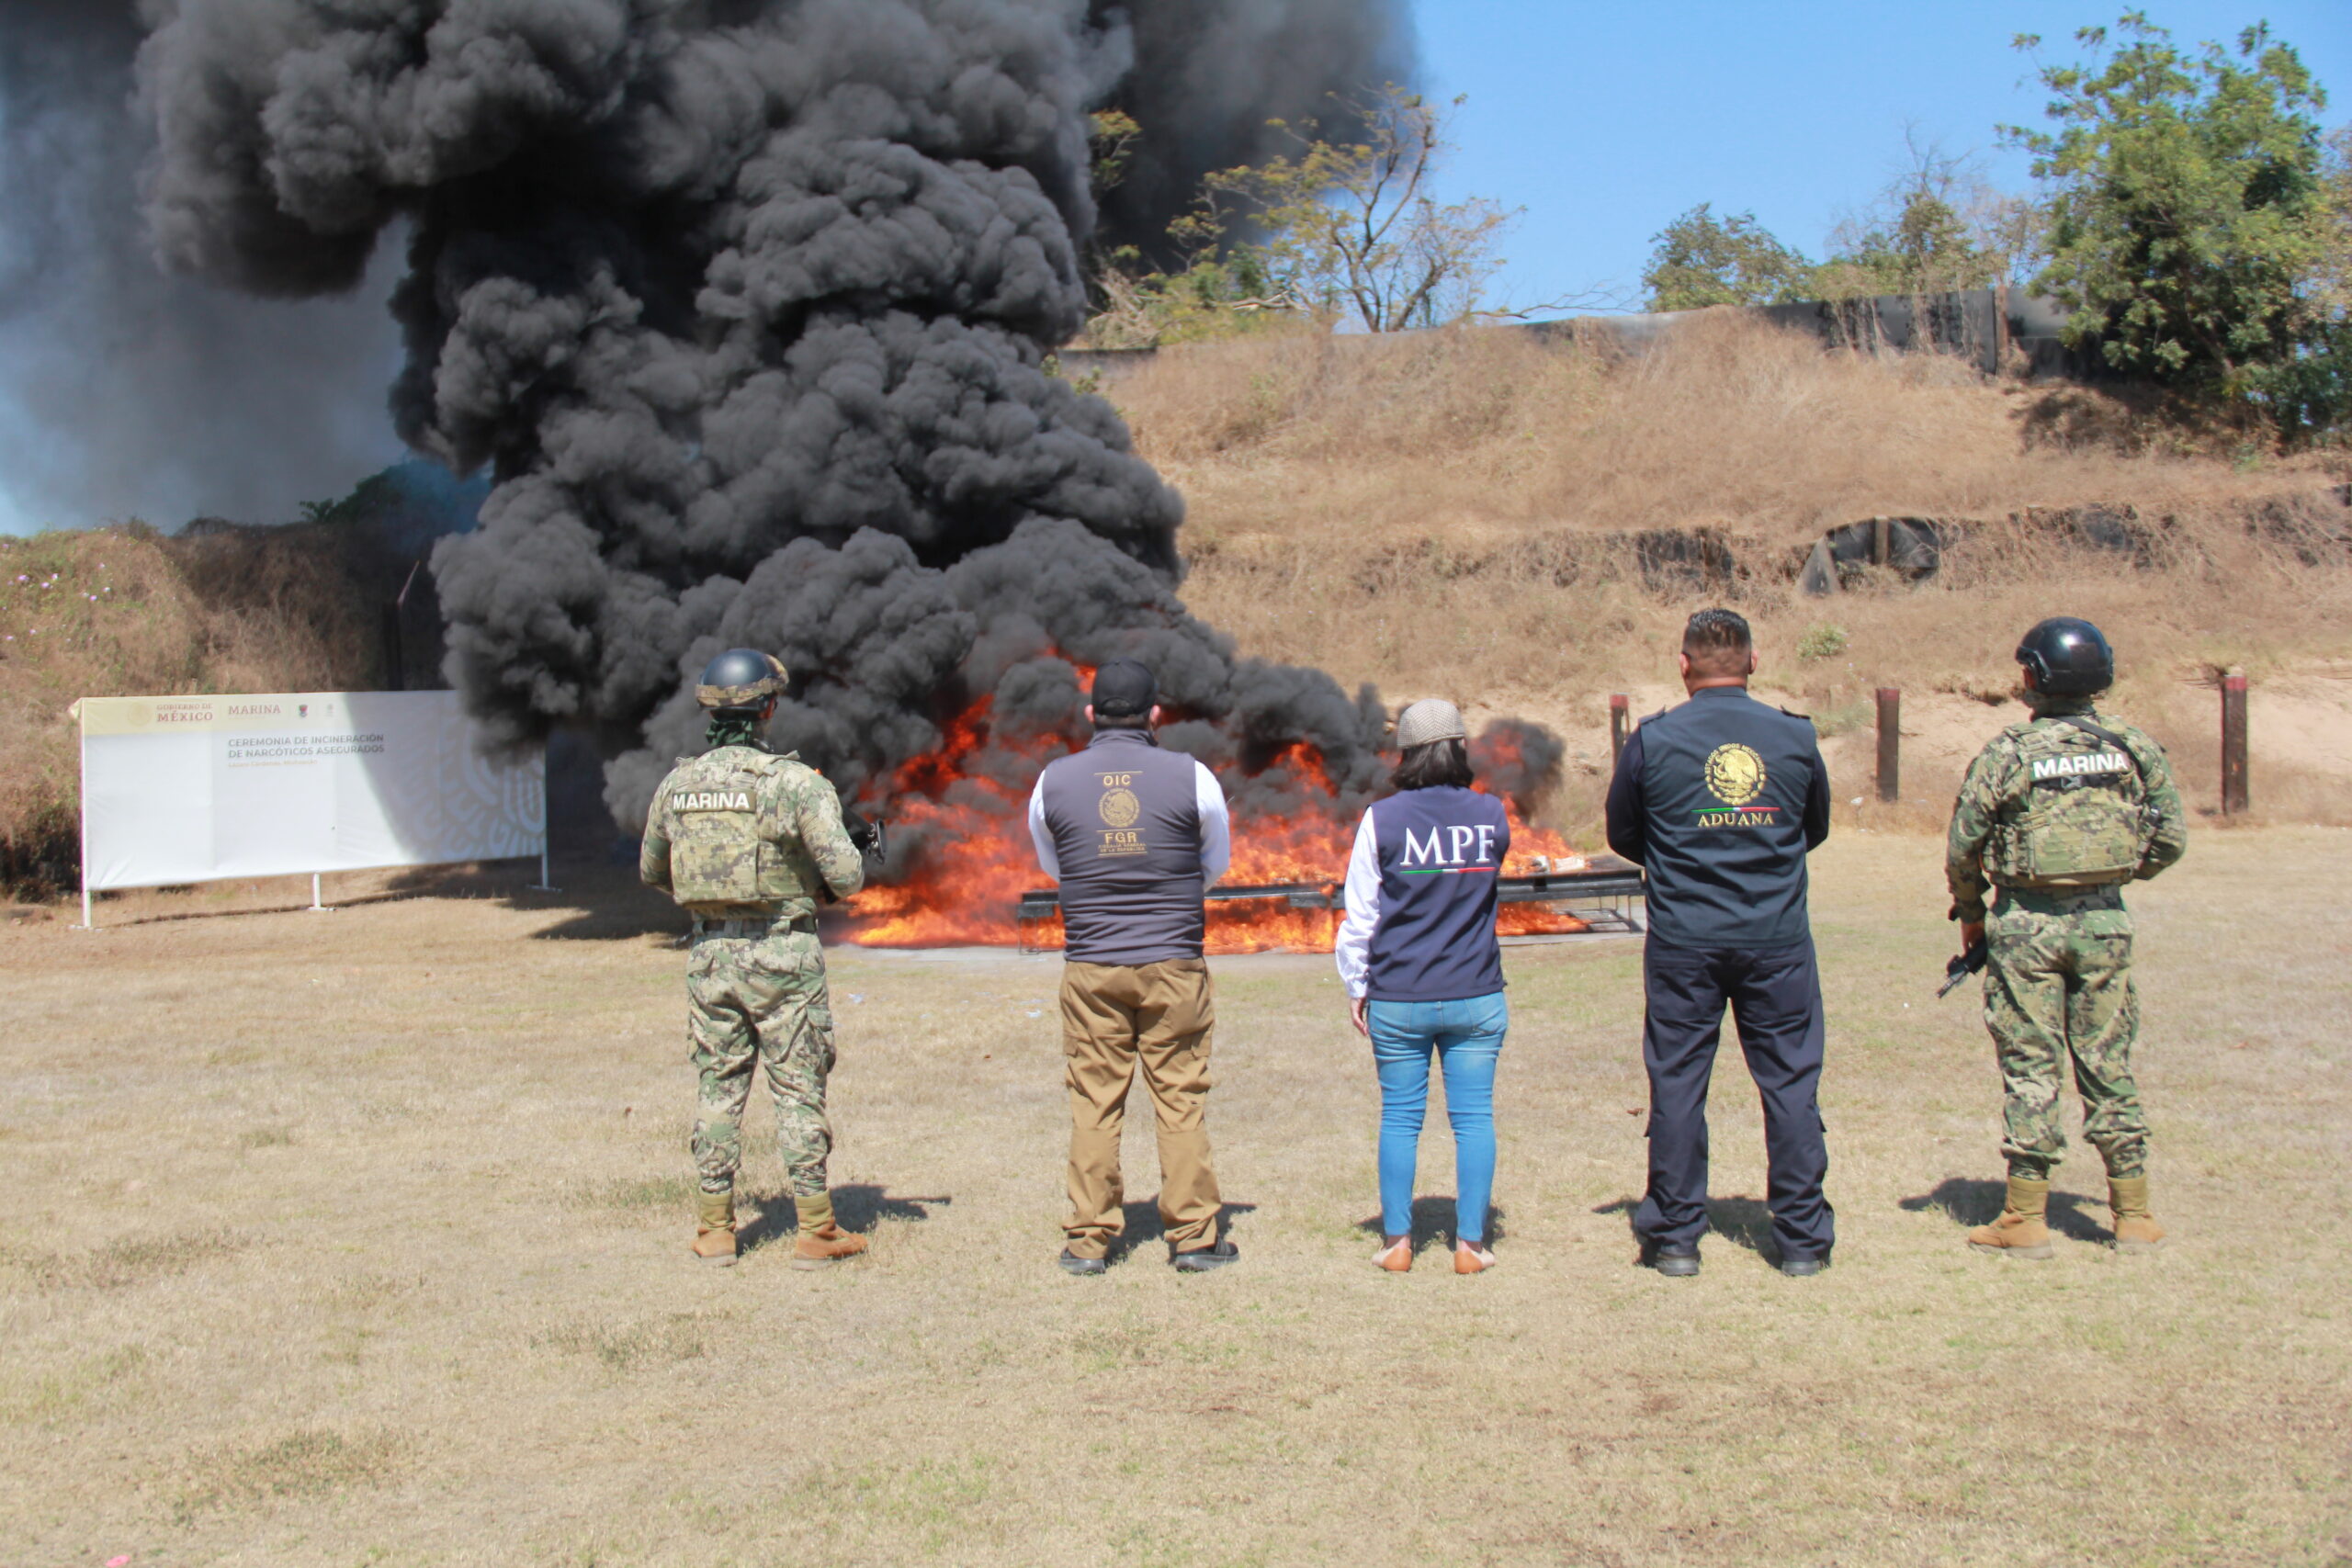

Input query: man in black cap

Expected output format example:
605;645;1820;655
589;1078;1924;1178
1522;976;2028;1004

1026;660;1238;1275
1606;609;1836;1279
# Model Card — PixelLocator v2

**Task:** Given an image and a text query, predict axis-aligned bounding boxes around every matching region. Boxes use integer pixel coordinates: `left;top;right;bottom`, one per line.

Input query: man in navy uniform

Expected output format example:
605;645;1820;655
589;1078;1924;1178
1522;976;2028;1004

1605;609;1836;1278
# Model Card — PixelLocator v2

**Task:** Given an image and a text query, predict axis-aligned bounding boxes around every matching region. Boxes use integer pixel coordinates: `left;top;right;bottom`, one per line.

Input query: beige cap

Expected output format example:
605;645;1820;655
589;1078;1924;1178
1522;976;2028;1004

1395;697;1467;750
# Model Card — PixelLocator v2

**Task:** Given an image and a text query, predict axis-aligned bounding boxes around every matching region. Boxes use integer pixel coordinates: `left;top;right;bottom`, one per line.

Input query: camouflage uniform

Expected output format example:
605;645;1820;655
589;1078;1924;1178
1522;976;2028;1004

1946;695;2188;1180
641;739;864;1200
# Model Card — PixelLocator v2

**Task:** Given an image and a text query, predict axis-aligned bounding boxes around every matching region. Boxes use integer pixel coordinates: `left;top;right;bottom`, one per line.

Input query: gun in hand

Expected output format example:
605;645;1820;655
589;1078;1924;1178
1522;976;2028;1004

1938;938;1988;999
842;809;888;864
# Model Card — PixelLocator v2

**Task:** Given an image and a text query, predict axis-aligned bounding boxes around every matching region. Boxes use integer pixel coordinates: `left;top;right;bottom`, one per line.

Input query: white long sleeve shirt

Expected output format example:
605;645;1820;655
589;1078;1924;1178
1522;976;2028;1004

1333;807;1382;999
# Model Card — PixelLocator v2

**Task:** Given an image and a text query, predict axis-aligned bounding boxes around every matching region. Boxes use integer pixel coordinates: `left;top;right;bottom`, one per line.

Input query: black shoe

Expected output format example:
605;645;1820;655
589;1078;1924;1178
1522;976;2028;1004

1779;1257;1826;1278
1642;1240;1701;1278
1171;1240;1239;1273
1057;1249;1107;1277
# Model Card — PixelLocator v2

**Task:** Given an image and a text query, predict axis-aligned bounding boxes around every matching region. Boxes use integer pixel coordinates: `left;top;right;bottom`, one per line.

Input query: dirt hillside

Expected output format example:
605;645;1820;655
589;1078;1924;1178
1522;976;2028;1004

1111;315;2352;834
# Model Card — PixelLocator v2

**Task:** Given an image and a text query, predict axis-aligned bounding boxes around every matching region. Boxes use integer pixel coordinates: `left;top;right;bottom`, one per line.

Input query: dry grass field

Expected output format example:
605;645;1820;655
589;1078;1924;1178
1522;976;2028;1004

5;826;2348;1566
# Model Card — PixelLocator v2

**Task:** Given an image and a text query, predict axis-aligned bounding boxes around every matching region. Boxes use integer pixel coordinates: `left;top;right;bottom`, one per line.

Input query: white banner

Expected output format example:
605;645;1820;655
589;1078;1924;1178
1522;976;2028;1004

78;691;545;892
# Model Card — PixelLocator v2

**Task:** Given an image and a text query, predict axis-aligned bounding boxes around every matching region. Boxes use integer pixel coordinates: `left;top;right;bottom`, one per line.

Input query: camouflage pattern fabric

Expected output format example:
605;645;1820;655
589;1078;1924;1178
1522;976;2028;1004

640;744;865;919
642;740;865;1200
687;924;837;1197
1947;695;2186;1182
1984;888;2145;1179
1945;695;2186;925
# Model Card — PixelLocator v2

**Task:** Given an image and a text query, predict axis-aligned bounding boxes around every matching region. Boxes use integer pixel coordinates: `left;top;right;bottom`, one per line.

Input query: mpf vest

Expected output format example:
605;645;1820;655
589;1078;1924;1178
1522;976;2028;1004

1364;784;1510;1002
1035;729;1207;964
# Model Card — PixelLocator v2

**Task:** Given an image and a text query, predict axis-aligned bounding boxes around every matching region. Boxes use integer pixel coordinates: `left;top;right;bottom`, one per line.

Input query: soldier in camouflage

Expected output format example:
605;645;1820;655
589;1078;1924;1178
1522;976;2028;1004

1946;617;2187;1258
640;648;872;1269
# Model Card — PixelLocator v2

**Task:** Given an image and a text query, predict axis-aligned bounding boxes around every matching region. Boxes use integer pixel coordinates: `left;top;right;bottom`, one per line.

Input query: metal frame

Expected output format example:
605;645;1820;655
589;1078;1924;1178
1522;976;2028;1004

1015;867;1646;953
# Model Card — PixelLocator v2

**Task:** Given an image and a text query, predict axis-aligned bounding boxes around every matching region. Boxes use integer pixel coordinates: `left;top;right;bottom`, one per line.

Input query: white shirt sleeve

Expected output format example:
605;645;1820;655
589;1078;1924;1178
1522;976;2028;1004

1027;773;1059;880
1334;808;1382;999
1194;761;1231;886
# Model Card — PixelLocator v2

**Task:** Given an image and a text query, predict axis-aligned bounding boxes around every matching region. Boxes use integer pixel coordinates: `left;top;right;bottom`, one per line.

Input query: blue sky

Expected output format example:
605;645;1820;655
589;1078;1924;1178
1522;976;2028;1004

1410;1;2352;311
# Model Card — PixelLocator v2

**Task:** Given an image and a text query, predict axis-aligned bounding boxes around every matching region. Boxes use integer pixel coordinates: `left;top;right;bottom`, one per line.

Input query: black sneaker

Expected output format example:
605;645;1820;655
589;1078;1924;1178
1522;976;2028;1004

1057;1249;1107;1277
1778;1255;1827;1278
1171;1240;1239;1273
1642;1240;1701;1278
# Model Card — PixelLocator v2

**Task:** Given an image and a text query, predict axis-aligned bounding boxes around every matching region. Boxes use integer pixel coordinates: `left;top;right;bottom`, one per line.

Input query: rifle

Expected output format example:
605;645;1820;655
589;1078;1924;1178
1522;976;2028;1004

842;809;888;864
1938;937;1988;999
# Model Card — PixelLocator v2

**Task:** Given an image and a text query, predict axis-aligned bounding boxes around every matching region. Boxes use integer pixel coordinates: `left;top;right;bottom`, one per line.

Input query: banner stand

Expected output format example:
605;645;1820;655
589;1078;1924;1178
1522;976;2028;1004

310;874;329;912
76;713;93;931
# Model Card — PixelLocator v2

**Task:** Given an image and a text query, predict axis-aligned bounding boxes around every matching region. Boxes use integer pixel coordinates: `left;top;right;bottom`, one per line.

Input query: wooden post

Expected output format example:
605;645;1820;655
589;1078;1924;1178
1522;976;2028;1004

1609;694;1629;767
2221;671;2249;815
1875;687;1901;803
1871;516;1892;567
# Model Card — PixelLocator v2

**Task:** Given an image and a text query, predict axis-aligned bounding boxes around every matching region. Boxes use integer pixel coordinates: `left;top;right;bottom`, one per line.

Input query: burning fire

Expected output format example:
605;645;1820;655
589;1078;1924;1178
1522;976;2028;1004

843;683;1593;952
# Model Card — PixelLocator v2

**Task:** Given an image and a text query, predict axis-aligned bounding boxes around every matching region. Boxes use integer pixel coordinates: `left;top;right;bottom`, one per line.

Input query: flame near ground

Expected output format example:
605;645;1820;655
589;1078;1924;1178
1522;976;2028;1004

841;682;1590;953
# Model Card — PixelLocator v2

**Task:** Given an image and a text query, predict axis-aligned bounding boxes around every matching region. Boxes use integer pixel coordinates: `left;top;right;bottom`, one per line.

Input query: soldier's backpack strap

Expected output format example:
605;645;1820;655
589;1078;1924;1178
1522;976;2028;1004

2051;713;2136;760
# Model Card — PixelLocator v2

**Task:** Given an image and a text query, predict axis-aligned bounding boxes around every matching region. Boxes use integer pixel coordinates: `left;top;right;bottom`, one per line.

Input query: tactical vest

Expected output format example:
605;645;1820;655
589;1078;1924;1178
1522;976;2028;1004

1984;716;2149;889
658;747;822;908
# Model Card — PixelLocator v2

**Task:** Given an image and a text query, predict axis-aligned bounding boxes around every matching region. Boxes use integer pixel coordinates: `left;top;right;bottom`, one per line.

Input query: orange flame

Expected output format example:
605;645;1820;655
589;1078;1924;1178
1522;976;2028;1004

842;681;1592;952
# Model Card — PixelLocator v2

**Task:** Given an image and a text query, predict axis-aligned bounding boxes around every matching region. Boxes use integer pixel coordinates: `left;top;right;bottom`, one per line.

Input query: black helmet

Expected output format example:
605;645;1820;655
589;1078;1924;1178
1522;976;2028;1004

695;648;787;712
2016;617;2113;696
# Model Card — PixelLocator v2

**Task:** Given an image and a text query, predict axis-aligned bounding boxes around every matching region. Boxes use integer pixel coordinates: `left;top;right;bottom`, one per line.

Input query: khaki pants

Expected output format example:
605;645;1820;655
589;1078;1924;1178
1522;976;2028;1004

1060;957;1221;1258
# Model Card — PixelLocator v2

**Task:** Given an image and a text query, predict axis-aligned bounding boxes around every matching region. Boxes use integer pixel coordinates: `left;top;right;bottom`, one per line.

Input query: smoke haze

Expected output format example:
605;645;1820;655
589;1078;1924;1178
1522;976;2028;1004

130;1;1555;880
0;0;401;535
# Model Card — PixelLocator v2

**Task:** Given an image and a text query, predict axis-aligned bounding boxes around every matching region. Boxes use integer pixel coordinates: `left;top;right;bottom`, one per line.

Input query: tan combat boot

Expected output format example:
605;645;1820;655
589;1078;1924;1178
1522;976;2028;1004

691;1189;738;1267
1967;1176;2055;1259
2108;1175;2166;1252
789;1190;868;1270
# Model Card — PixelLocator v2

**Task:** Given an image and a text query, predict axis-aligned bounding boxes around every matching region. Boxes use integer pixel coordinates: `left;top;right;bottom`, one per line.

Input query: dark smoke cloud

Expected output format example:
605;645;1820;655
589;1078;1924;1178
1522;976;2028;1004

0;0;401;535
1089;0;1417;266
136;1;1550;882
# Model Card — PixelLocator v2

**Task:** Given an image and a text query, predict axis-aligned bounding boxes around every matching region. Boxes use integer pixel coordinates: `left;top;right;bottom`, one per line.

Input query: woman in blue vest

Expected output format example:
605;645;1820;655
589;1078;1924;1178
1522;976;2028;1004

1336;698;1511;1275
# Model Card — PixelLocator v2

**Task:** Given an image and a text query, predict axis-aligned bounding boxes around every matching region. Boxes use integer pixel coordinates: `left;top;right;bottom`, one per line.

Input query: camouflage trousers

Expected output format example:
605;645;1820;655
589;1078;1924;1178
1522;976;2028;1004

685;920;837;1198
1983;886;2147;1180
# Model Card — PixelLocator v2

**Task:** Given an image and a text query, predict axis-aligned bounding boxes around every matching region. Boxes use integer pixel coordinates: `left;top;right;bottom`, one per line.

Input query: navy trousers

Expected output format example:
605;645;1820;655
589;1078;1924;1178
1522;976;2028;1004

1633;937;1835;1259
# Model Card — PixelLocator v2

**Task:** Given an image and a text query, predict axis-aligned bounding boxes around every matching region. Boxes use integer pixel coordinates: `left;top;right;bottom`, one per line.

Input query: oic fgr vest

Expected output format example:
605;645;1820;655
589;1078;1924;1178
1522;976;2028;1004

654;747;824;908
1035;729;1207;965
1984;716;2152;888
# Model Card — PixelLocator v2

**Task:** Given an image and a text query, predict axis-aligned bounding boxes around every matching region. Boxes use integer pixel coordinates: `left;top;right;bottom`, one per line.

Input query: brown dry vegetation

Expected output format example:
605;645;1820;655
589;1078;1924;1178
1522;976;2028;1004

0;525;381;893
1116;317;2352;837
2;831;2347;1563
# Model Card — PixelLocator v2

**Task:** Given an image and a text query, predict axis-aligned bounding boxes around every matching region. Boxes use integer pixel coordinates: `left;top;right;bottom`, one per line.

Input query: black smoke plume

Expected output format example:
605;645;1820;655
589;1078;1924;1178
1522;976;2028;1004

135;0;1555;880
0;0;400;534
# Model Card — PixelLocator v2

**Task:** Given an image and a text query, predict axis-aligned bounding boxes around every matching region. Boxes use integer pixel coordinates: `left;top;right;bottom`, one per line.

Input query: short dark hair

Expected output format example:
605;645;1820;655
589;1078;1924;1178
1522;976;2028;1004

1392;737;1474;791
1682;607;1752;676
1091;706;1151;730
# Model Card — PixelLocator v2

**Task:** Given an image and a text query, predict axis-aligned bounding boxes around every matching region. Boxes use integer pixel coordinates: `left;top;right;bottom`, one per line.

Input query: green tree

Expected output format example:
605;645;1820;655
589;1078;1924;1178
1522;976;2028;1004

1641;205;1815;310
2007;14;2344;433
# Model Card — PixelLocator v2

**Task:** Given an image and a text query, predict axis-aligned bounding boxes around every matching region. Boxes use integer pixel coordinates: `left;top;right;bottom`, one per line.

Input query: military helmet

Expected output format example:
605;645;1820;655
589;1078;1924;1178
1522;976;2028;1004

695;648;788;713
2015;616;2113;696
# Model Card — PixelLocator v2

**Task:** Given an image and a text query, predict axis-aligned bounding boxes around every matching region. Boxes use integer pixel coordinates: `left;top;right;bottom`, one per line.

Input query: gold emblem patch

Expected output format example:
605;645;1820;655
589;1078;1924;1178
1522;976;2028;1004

1098;787;1141;829
1704;742;1768;807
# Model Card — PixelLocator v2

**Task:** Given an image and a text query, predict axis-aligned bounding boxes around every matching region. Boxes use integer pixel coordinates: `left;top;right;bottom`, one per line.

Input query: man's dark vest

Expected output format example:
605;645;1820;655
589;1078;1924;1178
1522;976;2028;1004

1365;784;1510;1002
1036;729;1206;965
1636;688;1820;950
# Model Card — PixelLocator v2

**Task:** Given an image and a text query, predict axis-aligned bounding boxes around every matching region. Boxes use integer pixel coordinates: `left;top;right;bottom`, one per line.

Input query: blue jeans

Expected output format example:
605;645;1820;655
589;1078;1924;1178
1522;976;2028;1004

1367;993;1508;1245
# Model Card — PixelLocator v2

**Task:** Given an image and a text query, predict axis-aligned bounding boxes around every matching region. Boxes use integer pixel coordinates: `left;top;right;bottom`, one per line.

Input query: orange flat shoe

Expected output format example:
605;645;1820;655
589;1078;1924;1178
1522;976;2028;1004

1454;1243;1497;1275
1374;1237;1413;1272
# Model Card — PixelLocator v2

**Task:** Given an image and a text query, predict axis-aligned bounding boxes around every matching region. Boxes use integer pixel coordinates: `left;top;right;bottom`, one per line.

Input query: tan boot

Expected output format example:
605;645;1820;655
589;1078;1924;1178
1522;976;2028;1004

789;1191;868;1270
691;1189;737;1267
1967;1176;2054;1259
2108;1176;2166;1252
